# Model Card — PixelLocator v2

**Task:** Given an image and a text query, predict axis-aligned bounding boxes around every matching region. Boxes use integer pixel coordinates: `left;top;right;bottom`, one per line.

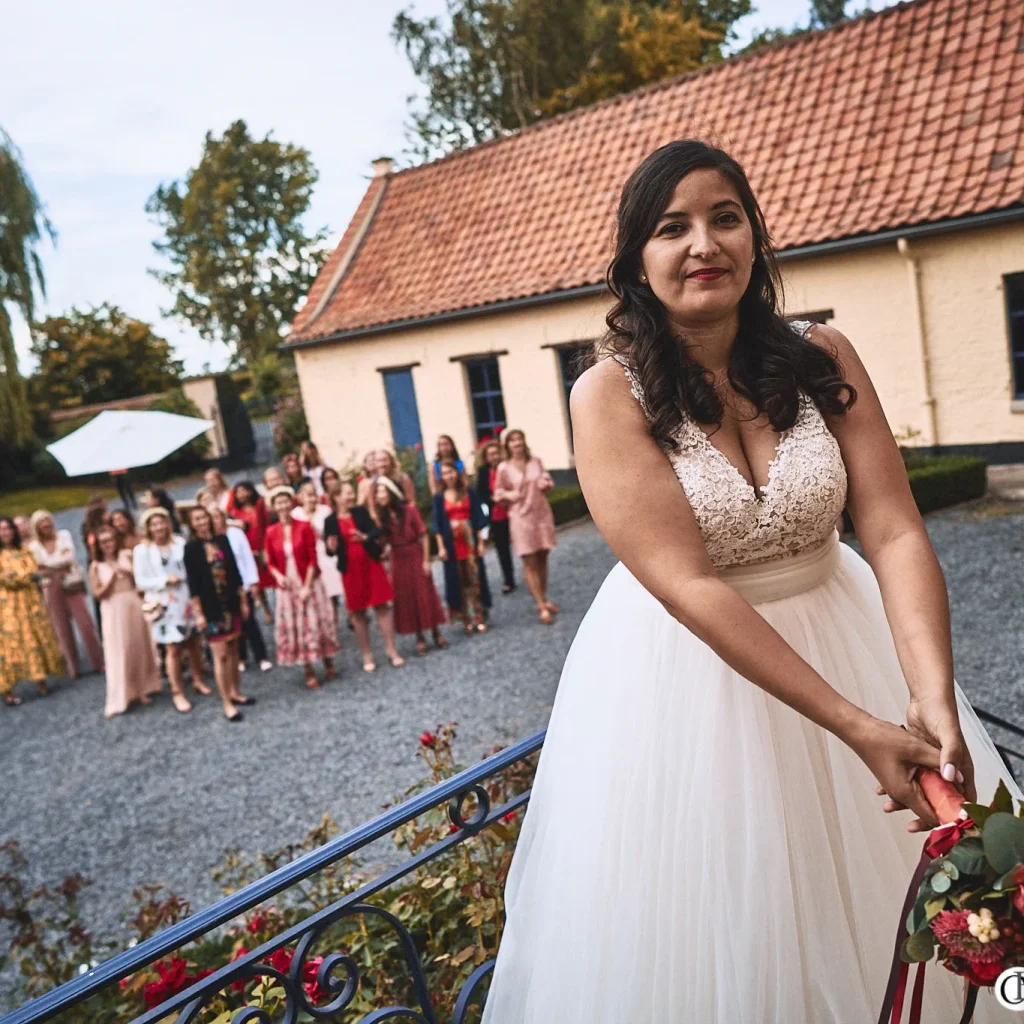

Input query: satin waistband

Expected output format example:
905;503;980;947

716;530;841;604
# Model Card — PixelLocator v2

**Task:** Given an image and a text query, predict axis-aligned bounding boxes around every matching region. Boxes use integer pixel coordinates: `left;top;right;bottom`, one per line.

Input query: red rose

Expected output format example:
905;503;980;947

302;955;327;1003
230;947;250;994
267;947;293;974
963;959;1005;986
448;823;459;834
501;811;517;823
419;731;436;748
142;958;189;1009
246;913;265;934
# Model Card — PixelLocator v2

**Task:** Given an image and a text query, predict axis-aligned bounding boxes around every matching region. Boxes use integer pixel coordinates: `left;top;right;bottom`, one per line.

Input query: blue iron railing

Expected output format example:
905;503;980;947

0;729;546;1024
4;703;1022;1023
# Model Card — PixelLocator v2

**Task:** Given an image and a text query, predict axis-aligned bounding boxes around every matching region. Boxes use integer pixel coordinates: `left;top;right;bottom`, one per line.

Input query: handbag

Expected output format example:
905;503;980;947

61;566;86;593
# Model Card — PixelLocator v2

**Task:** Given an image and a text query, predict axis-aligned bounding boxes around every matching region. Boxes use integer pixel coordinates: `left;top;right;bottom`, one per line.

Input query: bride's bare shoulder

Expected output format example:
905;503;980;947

569;355;639;416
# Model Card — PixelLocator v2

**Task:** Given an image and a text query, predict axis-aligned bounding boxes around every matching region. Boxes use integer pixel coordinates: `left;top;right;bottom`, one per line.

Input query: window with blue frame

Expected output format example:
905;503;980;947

465;357;506;441
1006;273;1024;399
556;343;591;449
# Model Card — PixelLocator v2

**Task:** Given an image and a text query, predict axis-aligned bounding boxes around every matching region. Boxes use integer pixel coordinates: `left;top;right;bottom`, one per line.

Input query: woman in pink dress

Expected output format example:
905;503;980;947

88;526;161;718
495;429;559;624
28;510;104;679
370;477;447;656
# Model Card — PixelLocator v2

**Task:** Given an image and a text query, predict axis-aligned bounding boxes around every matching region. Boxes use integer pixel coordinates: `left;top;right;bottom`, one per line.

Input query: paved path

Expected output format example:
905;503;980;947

2;501;1024;996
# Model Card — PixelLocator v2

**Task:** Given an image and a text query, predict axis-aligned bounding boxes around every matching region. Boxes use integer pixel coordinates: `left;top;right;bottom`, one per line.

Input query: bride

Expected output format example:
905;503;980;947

480;139;1021;1022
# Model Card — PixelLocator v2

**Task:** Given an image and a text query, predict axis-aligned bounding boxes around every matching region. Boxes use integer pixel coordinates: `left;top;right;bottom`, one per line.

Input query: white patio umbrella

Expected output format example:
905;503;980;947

46;410;215;477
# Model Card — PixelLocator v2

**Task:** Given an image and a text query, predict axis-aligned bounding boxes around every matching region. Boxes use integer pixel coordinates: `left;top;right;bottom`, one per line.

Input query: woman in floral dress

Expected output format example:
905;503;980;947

264;486;340;689
0;515;64;706
134;507;211;713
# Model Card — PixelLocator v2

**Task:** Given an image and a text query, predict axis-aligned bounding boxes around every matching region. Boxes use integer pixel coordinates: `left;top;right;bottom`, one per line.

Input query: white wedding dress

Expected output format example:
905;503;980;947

481;324;1022;1022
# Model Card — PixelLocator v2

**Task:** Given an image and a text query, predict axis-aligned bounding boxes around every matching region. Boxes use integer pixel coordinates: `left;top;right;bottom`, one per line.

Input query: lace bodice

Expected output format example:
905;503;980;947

616;321;847;569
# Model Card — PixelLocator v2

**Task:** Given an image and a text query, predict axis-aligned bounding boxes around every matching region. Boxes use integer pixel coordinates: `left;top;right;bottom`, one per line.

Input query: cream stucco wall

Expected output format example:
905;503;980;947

780;221;1024;447
181;376;228;459
295;220;1024;471
295;295;608;473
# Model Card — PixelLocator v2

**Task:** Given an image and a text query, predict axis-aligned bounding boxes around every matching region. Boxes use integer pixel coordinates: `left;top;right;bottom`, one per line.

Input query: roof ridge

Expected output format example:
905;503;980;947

385;0;938;181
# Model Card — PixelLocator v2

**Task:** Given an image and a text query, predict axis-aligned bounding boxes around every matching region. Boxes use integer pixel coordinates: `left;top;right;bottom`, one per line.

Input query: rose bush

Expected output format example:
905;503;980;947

0;723;536;1022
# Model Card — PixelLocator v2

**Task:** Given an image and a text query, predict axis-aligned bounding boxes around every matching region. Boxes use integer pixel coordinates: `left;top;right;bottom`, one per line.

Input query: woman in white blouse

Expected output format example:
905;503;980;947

133;507;212;712
29;510;104;680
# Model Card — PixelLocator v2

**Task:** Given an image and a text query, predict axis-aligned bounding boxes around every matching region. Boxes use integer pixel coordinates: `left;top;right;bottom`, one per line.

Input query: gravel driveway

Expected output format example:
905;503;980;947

2;501;1023;1000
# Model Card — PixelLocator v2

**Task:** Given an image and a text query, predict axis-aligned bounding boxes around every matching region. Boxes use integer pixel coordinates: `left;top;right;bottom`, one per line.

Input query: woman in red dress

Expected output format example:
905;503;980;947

231;481;273;623
324;480;405;673
369;477;447;656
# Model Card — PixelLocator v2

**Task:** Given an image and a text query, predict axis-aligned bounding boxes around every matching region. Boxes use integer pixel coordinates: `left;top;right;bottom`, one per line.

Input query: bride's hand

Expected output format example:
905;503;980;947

848;716;943;833
905;694;976;803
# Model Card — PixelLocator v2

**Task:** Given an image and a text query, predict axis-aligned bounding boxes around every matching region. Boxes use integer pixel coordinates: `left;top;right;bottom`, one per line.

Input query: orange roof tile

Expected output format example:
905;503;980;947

289;0;1024;345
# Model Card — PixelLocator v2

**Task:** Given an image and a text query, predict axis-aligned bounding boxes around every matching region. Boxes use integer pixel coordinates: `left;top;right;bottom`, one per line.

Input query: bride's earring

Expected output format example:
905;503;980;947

639;271;648;284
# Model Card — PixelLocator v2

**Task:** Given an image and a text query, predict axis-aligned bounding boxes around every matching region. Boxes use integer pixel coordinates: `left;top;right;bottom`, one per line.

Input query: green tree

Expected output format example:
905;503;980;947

0;130;54;447
146;120;329;367
393;0;751;159
809;0;849;27
29;304;184;410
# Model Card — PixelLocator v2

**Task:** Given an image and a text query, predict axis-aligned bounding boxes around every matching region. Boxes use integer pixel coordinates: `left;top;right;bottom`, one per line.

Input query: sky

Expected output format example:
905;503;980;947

2;0;893;377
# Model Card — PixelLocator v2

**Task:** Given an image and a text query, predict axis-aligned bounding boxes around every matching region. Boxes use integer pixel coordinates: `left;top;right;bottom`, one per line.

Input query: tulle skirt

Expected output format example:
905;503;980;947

482;531;1022;1022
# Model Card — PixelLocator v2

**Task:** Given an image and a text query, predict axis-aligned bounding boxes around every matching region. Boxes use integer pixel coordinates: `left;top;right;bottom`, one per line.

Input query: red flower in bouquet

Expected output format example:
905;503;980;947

931;909;1007;964
419;731;437;748
1012;865;1024;916
944;957;1005;986
246;913;265;934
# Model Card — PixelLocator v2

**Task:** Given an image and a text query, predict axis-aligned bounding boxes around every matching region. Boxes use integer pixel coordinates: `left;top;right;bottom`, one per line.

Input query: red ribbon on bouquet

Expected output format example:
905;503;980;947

877;770;979;1024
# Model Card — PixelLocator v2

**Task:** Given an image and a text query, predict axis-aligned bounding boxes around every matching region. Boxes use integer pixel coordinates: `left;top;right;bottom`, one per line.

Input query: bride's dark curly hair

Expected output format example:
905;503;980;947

598;139;856;451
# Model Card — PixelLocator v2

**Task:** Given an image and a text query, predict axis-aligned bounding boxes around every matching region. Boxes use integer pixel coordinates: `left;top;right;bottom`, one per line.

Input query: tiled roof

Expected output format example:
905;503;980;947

289;0;1024;344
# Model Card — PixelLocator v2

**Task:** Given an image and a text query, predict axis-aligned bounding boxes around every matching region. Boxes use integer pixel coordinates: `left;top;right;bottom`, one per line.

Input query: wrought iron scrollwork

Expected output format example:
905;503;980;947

1;729;546;1024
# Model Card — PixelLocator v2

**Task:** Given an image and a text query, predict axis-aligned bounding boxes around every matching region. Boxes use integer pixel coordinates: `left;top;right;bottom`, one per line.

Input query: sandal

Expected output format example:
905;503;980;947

538;607;554;625
545;601;560;615
415;639;429;656
304;676;322;690
323;663;338;681
502;584;516;594
362;659;377;674
4;695;23;707
475;617;489;633
433;635;449;650
35;681;50;697
192;681;214;696
464;619;475;635
388;653;406;668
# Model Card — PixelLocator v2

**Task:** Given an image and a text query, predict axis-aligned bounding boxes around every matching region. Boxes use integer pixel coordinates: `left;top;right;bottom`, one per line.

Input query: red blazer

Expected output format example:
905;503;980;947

264;519;319;581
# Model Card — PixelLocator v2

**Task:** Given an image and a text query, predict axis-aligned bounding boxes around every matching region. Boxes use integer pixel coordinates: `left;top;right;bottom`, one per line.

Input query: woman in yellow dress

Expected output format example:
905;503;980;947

0;515;64;706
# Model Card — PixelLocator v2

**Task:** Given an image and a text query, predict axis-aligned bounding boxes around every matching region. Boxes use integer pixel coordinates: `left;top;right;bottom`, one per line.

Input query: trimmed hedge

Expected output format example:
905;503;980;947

548;485;590;526
906;455;988;514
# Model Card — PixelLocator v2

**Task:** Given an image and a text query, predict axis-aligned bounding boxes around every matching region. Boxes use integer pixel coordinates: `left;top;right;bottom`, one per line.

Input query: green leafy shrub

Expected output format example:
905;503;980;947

907;456;988;514
272;393;309;459
0;725;536;1023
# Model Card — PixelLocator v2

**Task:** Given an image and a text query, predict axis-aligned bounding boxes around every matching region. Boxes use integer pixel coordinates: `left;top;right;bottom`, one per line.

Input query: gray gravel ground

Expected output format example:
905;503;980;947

2;500;1024;1002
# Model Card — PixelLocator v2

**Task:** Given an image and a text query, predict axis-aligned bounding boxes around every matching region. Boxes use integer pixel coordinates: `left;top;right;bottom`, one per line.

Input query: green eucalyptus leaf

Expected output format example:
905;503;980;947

991;779;1014;815
903;928;937;963
946;840;988;876
995;868;1020;891
983;813;1024;874
924;897;947;920
940;860;960;881
964;802;994;827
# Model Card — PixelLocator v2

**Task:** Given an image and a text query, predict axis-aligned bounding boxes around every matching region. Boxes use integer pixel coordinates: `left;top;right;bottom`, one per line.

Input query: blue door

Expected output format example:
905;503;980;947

382;368;424;452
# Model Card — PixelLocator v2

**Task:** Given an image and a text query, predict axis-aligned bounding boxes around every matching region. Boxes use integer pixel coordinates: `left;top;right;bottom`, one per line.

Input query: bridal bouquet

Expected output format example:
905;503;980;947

880;768;1024;1023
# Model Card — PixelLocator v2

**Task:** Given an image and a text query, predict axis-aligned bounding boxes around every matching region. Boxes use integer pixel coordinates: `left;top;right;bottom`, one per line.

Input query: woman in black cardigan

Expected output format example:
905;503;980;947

183;505;251;721
475;439;515;594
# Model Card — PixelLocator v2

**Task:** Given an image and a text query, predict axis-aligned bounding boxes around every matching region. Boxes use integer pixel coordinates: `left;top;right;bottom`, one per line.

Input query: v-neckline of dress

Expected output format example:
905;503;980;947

684;399;803;504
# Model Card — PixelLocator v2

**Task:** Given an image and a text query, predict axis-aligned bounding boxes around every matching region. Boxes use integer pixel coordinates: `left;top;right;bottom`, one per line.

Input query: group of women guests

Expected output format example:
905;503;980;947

0;427;561;717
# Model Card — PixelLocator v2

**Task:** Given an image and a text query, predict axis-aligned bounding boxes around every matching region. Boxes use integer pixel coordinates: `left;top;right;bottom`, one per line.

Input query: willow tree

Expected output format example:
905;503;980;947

0;131;53;447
